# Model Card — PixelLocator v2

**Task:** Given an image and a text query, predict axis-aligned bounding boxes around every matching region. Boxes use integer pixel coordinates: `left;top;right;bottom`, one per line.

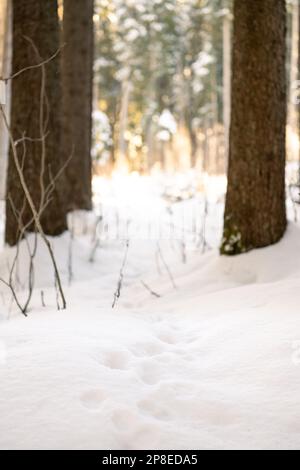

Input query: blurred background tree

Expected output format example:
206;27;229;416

93;0;234;176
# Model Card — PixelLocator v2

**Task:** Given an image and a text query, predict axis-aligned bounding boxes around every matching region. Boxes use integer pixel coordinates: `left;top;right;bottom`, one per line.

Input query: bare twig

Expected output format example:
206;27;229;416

201;198;208;253
0;196;39;316
156;242;178;290
180;239;187;264
155;247;163;276
0;103;67;310
197;197;211;252
41;290;46;308
68;215;74;285
289;183;299;223
89;214;103;263
89;238;101;264
0;39;68;315
140;280;161;298
0;42;65;83
112;240;130;309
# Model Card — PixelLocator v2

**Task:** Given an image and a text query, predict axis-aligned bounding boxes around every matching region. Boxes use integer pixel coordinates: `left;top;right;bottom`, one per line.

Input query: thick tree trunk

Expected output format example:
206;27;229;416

188;124;198;169
62;0;94;211
5;0;67;246
118;78;131;168
0;0;12;200
0;1;7;64
298;0;300;180
221;0;287;255
222;9;231;169
289;0;299;132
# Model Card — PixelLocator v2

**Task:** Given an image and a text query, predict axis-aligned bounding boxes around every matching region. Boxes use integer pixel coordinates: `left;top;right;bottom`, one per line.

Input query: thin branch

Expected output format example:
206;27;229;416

0;195;38;316
0;103;66;311
156;242;178;290
140;280;161;298
41;290;46;308
0;43;65;83
112;240;130;309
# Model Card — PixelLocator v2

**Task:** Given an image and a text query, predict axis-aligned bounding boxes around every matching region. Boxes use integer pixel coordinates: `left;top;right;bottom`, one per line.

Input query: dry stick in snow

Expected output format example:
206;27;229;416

0;43;67;311
180;221;187;264
0;104;66;310
112;240;130;309
41;290;46;308
201;198;208;253
0;195;39;316
155;247;163;276
0;44;64;83
0;234;37;316
68;214;74;285
140;280;161;298
92;212;103;243
197;197;211;253
166;205;176;252
289;184;299;223
156;242;178;290
89;214;103;263
89;238;101;264
180;239;187;264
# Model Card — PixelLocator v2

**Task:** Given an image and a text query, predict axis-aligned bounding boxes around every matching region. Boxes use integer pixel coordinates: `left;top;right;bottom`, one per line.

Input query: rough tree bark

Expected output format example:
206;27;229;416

62;0;94;211
0;0;12;200
5;0;67;246
298;0;300;177
222;6;232;169
289;0;299;132
221;0;287;255
118;78;131;169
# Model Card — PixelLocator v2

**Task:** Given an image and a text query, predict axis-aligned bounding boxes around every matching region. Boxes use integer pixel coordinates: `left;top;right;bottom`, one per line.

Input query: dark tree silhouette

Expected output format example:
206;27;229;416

62;0;94;211
221;0;287;255
6;0;67;246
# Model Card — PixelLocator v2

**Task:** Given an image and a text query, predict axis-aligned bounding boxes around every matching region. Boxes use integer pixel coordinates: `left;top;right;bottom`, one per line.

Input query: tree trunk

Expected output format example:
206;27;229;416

0;0;7;65
289;0;299;132
62;0;94;211
0;0;12;200
188;123;198;169
222;8;232;170
5;0;67;246
298;0;300;182
118;78;131;169
221;0;287;255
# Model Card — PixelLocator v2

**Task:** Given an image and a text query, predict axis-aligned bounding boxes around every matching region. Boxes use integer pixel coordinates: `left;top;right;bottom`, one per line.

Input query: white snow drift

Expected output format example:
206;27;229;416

0;188;300;449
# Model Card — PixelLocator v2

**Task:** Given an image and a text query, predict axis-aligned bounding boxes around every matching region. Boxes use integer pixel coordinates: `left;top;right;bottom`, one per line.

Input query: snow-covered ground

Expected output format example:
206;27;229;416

0;173;300;450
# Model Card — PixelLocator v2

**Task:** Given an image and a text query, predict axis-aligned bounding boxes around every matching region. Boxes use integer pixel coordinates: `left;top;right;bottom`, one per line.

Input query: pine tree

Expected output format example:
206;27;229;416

221;0;287;255
0;0;12;199
299;0;300;167
5;0;67;246
94;0;120;166
62;0;94;211
93;0;231;173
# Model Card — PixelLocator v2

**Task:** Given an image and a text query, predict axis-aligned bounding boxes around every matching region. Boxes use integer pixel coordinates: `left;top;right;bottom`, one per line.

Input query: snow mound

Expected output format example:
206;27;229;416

0;224;300;449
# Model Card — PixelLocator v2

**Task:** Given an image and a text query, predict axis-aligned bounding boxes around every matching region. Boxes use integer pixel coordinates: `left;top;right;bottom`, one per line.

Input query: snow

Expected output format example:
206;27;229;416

158;109;177;135
0;175;300;450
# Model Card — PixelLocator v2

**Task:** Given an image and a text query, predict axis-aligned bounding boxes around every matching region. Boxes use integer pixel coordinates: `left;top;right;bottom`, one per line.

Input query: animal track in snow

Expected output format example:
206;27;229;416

138;399;171;422
112;408;139;432
130;340;165;358
101;350;130;370
136;360;161;385
156;331;177;345
80;389;106;410
138;380;238;427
